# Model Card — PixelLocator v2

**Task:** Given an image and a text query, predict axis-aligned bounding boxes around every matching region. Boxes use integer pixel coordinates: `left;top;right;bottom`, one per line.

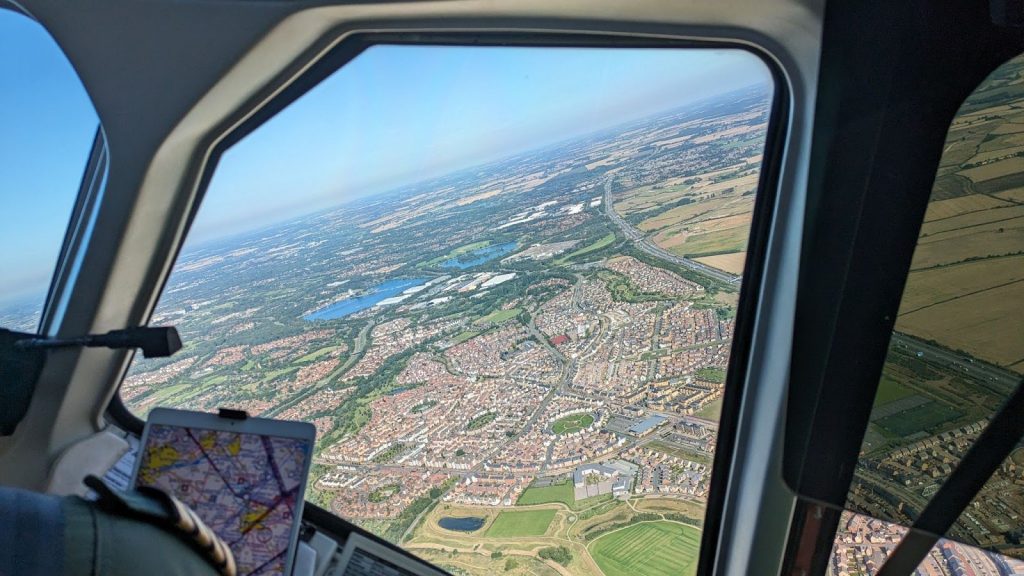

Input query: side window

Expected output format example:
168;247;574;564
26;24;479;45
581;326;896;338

0;9;99;332
123;44;775;575
832;55;1024;573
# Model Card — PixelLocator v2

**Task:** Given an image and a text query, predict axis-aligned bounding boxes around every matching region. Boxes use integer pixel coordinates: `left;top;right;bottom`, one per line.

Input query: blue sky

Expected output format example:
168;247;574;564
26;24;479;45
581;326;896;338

1;14;98;304
0;11;770;307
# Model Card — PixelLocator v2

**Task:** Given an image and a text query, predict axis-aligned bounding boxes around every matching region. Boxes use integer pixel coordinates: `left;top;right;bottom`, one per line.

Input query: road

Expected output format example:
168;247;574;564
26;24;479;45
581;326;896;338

889;331;1020;393
602;175;741;286
263;319;374;418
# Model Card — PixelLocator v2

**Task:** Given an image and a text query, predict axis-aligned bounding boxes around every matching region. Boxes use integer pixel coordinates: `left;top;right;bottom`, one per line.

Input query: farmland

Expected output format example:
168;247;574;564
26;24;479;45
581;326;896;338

893;58;1024;373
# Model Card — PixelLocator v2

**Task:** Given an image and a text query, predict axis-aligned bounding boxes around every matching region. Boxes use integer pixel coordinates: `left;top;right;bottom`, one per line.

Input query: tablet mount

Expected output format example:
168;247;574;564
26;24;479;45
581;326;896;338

14;326;182;358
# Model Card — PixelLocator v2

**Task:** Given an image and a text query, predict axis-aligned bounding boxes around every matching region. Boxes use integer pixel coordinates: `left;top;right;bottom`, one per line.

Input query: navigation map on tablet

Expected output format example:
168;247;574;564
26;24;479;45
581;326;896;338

136;424;312;576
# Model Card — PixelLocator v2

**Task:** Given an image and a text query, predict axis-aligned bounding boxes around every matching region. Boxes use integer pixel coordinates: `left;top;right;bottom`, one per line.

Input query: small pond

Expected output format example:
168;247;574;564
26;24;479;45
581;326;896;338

438;516;486;532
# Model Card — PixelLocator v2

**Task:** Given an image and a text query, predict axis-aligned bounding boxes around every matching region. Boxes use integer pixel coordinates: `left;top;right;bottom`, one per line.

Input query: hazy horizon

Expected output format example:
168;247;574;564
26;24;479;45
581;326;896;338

1;35;771;307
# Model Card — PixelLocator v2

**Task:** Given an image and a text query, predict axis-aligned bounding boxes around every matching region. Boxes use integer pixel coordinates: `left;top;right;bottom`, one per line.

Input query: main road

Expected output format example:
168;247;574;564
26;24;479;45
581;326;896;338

889;331;1020;393
602;175;741;286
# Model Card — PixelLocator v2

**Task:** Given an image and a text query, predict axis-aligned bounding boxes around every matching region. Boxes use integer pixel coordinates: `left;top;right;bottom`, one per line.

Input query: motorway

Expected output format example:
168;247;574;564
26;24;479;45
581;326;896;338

602;175;741;286
889;331;1020;393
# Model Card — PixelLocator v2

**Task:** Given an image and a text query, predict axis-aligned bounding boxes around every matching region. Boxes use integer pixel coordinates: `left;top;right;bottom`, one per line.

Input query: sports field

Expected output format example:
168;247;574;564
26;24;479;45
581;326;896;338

872;376;916;407
551;413;594;435
485;509;556;537
876;401;964;436
590;521;700;576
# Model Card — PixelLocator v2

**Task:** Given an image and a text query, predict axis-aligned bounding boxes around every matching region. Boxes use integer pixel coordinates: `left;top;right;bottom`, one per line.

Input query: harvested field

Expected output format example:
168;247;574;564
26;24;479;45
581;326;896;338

961;157;1024;183
919;206;1024;236
910;223;1024;269
897;279;1024;369
923;195;1012;221
993;187;1024;202
668;226;749;258
930;173;974;200
899;255;1024;314
694;252;747;275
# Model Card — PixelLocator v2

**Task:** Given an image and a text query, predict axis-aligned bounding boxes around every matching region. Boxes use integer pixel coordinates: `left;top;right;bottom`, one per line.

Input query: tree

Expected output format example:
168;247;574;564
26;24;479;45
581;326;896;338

538;546;573;566
504;558;519;571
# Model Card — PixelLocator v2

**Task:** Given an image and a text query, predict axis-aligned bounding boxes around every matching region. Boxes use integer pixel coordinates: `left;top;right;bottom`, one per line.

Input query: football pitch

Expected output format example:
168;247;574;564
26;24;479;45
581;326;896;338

590;521;700;576
485;509;556;537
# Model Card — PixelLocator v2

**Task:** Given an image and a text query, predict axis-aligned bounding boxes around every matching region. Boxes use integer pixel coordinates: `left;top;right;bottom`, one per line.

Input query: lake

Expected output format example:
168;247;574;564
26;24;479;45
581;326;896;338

438;516;486;532
304;278;428;321
442;242;516;269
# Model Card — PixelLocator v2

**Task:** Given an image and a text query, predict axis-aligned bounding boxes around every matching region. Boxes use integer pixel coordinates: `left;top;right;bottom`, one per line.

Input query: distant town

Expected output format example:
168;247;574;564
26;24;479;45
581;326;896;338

112;85;768;576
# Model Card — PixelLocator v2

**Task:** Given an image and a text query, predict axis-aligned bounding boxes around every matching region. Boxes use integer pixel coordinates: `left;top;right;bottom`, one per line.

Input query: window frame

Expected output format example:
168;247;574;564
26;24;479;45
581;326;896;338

0;5;105;336
104;31;791;576
779;1;1024;573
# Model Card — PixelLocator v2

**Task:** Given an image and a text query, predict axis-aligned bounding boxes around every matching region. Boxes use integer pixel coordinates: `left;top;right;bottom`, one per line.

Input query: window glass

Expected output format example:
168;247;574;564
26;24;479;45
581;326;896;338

0;10;100;332
828;510;1024;575
124;45;773;575
849;54;1024;557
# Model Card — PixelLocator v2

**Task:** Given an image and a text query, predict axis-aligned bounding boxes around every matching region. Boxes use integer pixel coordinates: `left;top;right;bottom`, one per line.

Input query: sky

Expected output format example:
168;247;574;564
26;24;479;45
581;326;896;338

0;13;98;305
0;9;771;309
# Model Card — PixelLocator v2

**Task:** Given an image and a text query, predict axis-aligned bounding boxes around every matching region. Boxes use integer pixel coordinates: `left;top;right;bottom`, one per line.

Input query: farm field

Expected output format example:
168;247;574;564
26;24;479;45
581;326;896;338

486;509;556;537
888;79;1024;373
898;279;1024;369
589;521;701;576
694;251;747;275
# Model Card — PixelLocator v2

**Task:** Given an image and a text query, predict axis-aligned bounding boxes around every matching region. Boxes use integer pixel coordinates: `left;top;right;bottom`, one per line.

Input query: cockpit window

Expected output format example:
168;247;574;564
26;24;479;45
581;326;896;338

840;52;1024;569
0;10;99;332
122;44;775;575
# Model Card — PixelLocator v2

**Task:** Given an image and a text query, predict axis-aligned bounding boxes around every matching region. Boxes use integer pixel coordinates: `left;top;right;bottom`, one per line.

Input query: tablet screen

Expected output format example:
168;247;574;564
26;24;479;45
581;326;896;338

135;424;312;576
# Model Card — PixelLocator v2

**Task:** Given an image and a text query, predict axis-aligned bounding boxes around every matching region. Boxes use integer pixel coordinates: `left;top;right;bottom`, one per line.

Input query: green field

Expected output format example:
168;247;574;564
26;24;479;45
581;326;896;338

517;480;575;507
696;366;726;383
552;413;594;435
296;345;343;363
450;330;480;345
517;480;611;510
872;375;916;407
485;509;556;537
556;233;615;264
876;401;964;436
695;398;723;421
477;308;521;325
424;241;491;266
467;412;497;430
589;521;700;576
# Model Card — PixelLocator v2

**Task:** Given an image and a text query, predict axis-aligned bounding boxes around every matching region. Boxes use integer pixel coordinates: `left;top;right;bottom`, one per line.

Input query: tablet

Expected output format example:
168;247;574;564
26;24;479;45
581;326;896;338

133;408;315;576
333;532;449;576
